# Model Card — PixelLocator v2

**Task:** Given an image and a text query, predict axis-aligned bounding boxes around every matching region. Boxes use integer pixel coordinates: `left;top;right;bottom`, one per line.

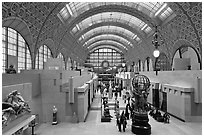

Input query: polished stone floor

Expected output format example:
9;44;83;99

35;92;202;135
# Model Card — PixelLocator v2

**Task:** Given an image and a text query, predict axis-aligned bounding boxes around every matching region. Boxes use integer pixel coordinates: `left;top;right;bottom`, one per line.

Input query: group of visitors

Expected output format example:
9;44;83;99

98;80;135;132
98;81;123;100
115;97;133;132
101;97;113;122
122;87;131;104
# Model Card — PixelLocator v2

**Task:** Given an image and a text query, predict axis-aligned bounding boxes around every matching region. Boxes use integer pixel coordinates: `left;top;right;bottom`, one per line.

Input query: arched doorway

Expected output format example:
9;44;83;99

172;46;201;70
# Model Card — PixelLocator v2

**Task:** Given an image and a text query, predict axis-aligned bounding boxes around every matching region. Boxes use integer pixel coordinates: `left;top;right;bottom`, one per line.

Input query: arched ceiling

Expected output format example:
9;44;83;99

87;40;128;51
83;35;132;49
56;2;175;60
2;2;179;64
80;31;138;48
89;45;124;54
73;11;151;37
76;23;142;47
86;33;132;45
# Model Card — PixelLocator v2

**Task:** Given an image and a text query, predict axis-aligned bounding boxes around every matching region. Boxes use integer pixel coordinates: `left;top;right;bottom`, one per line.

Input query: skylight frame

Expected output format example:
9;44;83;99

159;7;174;21
87;40;128;50
59;2;174;24
89;45;123;53
73;12;150;35
79;25;136;43
84;34;133;48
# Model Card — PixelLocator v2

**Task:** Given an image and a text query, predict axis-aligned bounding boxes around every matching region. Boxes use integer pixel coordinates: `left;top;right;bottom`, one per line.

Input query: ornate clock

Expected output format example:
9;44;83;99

101;60;109;69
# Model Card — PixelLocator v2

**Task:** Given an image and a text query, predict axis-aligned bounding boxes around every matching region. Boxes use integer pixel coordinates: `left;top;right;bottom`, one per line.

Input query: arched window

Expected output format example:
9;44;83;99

138;60;141;71
172;46;201;70
66;57;72;70
2;27;32;73
144;57;151;71
86;48;124;70
73;60;76;70
57;53;65;70
35;45;52;69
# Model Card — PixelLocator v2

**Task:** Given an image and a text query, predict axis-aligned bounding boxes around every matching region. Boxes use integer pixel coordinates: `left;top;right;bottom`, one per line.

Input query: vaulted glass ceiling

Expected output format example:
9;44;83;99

87;40;128;51
71;12;152;36
89;45;123;53
81;26;139;47
83;34;133;48
56;2;175;58
59;2;173;22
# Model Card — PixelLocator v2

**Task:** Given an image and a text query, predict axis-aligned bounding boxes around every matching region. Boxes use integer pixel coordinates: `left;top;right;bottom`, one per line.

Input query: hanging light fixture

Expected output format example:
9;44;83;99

152;25;164;58
152;25;164;75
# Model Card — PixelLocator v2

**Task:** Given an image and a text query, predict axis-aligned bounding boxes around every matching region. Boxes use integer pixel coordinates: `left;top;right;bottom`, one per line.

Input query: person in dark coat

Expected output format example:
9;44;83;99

116;114;121;132
129;103;133;119
125;104;129;120
120;111;127;132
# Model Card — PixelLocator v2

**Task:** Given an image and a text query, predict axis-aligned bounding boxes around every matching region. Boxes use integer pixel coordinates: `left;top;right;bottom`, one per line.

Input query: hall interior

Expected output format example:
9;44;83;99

34;92;202;135
2;2;202;135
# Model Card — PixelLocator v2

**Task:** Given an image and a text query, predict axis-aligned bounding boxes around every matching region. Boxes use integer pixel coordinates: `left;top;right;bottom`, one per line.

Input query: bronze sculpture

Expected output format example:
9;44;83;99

131;74;151;135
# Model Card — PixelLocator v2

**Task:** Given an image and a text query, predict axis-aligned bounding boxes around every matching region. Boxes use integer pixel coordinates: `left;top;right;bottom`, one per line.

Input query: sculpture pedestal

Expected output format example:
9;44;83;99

131;111;151;135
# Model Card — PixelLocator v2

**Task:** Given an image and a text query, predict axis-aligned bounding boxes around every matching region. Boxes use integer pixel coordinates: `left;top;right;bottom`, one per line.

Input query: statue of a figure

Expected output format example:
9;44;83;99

5;90;31;115
5;65;17;74
2;90;31;127
131;74;151;135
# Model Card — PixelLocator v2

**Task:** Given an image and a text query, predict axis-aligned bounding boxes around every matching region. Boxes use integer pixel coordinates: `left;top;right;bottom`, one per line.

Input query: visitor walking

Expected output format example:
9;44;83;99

120;111;127;132
125;104;130;120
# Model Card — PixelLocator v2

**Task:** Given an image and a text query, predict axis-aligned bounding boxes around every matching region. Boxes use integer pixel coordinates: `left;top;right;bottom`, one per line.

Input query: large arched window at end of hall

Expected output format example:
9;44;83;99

35;45;52;70
86;48;124;71
57;53;65;70
2;27;32;73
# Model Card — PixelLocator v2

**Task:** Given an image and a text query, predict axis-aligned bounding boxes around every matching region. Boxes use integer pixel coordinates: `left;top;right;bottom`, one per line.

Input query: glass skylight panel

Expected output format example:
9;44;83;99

60;2;172;25
136;2;164;17
87;40;128;50
71;26;78;34
85;34;132;47
82;41;88;47
76;12;149;34
159;7;174;20
132;34;141;42
154;3;167;16
144;26;152;33
78;36;83;42
136;37;141;42
68;2;94;16
141;24;147;31
57;6;71;23
139;2;163;13
81;25;135;42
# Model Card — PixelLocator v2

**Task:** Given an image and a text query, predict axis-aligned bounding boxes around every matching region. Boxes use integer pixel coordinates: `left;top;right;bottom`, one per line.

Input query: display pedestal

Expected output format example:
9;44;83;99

2;114;35;135
131;111;151;135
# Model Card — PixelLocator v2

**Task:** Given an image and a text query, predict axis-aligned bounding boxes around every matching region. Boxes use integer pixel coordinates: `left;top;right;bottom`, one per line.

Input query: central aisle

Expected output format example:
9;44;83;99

35;92;202;135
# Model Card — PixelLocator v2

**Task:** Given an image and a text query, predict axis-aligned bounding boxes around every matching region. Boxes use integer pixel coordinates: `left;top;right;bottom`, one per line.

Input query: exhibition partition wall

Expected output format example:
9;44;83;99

2;69;98;125
141;70;202;122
